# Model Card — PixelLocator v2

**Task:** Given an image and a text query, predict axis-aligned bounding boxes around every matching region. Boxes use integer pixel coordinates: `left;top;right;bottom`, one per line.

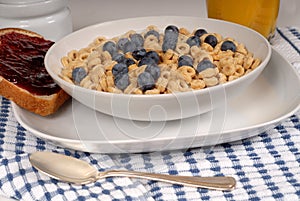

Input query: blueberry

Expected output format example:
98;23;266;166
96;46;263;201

112;53;125;63
117;38;130;51
162;25;179;52
102;41;117;56
72;67;87;84
145;63;161;81
123;41;136;53
196;58;216;72
145;51;160;64
204;35;218;48
130;33;144;49
114;73;130;91
186;36;201;47
178;55;193;67
165;25;179;33
113;56;135;66
112;63;128;77
144;30;160;41
194;28;207;37
123;58;136;67
137;71;155;91
138;57;156;67
220;40;237;52
132;48;147;60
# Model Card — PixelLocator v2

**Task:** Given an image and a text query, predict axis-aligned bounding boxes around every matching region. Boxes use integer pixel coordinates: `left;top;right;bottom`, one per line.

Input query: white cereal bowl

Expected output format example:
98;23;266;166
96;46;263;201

45;16;271;121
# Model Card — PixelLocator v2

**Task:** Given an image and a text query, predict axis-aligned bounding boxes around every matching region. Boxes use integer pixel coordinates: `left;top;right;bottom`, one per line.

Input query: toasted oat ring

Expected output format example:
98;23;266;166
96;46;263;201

176;42;190;55
177;66;196;83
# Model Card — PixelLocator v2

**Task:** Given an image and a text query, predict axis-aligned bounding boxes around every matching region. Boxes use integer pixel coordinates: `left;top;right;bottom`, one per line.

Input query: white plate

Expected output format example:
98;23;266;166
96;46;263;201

12;49;300;153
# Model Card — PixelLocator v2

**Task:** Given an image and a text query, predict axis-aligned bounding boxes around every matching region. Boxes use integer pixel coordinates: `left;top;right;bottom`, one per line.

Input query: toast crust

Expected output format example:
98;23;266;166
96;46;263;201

0;28;69;116
0;27;43;38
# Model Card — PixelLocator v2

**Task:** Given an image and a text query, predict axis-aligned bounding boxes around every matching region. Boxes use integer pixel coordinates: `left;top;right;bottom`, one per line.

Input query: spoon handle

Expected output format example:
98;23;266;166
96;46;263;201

100;170;236;191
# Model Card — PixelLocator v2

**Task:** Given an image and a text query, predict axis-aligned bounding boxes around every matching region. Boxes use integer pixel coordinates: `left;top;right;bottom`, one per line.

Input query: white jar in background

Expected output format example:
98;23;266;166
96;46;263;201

0;0;73;41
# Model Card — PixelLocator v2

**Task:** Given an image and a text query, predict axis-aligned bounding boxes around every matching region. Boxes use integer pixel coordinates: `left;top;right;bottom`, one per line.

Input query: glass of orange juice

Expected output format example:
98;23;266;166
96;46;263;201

206;0;280;41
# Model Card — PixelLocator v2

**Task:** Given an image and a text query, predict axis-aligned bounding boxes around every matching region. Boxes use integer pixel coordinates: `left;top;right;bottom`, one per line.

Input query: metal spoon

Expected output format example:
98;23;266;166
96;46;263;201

29;151;236;191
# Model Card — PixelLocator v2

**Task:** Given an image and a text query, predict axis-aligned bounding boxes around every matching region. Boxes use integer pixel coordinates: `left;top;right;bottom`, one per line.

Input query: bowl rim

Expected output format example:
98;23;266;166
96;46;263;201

45;16;272;100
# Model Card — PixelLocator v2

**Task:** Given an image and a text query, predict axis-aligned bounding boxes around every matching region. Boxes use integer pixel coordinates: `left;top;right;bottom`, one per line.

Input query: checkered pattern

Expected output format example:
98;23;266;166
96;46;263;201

0;27;299;201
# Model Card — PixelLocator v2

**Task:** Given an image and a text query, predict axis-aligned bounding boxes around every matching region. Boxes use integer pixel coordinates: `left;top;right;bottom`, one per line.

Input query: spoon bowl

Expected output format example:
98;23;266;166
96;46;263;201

29;151;236;190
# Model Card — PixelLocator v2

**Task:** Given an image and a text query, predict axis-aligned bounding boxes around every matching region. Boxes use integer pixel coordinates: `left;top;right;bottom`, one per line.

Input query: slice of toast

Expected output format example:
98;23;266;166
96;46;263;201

0;28;69;116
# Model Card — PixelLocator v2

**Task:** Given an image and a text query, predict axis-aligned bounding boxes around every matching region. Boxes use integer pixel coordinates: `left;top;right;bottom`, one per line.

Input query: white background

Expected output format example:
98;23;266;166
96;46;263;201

69;0;300;31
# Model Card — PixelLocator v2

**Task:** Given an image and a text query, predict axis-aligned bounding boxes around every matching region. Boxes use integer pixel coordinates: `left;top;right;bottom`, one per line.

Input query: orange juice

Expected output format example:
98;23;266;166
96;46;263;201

206;0;280;40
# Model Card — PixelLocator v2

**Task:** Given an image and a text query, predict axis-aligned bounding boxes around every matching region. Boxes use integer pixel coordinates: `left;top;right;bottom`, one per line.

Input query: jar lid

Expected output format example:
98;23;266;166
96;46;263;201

0;0;69;18
0;0;45;5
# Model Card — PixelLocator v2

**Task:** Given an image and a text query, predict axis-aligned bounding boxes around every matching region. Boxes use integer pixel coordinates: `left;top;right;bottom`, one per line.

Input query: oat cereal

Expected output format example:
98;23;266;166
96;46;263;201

60;25;261;94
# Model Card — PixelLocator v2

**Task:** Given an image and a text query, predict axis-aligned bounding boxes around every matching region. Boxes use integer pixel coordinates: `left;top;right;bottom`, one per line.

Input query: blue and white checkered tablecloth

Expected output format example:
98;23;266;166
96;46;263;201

0;26;299;201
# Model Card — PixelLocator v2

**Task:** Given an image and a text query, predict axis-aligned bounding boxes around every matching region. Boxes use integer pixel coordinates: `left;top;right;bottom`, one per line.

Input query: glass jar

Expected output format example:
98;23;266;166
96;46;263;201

0;0;73;41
